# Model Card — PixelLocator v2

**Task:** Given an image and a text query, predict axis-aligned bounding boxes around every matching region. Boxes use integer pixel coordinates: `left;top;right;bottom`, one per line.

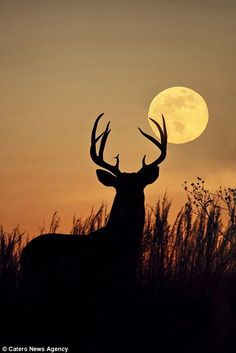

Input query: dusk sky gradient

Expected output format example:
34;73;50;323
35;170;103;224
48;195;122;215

1;0;236;235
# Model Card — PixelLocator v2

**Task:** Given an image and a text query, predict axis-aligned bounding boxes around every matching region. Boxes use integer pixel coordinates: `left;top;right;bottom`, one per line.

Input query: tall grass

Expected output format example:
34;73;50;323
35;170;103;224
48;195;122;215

140;180;236;298
0;226;25;292
71;204;109;235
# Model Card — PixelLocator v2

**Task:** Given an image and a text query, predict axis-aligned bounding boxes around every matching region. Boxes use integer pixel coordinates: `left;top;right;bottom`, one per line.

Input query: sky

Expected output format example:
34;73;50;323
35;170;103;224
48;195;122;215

1;0;236;236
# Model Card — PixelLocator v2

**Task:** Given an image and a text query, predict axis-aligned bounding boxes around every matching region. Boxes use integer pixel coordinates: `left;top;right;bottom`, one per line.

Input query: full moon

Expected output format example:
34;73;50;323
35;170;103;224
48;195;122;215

148;87;209;144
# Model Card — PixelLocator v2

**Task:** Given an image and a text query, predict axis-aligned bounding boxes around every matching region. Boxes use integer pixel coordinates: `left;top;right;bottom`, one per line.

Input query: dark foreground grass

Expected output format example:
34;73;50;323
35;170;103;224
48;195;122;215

0;182;236;353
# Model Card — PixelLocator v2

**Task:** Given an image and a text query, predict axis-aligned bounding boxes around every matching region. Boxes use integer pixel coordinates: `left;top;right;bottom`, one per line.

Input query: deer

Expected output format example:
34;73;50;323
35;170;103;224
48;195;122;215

20;113;167;294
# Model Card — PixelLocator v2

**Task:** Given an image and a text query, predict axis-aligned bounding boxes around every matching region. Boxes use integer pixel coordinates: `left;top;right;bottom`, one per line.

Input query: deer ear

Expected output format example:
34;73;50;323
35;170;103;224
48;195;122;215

140;166;160;187
96;169;117;187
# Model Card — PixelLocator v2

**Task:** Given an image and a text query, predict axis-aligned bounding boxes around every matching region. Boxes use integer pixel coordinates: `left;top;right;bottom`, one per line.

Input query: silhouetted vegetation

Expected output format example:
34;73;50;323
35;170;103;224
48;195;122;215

1;181;236;352
141;180;236;294
0;226;24;290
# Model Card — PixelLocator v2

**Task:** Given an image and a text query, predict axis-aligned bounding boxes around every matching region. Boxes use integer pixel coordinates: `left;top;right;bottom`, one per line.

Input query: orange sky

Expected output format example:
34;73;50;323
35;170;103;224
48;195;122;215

1;0;236;236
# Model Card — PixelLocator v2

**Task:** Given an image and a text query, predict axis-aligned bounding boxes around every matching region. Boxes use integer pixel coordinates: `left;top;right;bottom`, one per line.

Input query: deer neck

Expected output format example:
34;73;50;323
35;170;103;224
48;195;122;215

106;191;145;241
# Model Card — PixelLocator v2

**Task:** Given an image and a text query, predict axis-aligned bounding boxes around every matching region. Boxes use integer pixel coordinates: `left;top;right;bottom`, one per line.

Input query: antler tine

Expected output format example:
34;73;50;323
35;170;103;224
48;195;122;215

91;113;105;144
138;115;167;169
90;114;121;176
114;154;120;169
150;115;167;144
99;121;111;159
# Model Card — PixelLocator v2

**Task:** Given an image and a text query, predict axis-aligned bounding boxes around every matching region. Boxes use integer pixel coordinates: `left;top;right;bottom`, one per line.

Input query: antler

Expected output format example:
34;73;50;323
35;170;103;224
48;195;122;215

138;115;167;169
90;113;121;176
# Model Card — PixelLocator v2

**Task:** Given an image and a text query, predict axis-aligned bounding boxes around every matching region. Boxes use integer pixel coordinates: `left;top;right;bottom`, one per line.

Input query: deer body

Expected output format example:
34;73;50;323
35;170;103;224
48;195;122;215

21;113;167;291
21;173;148;289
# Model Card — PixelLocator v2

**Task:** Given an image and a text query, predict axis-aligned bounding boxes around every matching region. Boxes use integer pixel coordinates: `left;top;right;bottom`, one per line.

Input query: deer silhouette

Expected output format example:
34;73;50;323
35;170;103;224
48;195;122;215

21;113;167;292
